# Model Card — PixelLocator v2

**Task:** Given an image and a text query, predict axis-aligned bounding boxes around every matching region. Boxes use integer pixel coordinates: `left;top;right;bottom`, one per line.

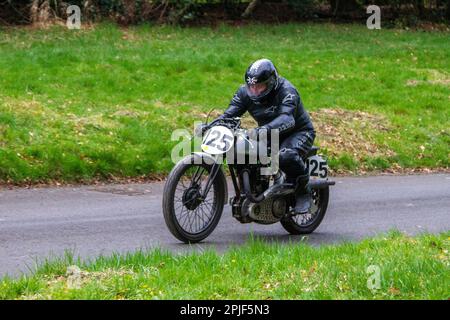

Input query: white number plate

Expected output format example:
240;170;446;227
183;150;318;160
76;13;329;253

201;126;234;155
307;155;328;179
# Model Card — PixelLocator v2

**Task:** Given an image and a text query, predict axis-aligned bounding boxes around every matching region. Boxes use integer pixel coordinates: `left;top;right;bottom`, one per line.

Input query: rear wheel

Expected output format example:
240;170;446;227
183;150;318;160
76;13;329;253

162;157;226;243
280;186;329;234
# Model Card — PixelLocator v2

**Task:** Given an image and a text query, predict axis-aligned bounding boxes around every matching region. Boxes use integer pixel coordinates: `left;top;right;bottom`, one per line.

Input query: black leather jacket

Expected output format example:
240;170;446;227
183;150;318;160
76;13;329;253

219;77;315;136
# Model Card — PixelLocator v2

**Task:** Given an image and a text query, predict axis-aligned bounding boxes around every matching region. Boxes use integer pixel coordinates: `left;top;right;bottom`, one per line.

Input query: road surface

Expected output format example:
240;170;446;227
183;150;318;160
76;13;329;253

0;174;449;278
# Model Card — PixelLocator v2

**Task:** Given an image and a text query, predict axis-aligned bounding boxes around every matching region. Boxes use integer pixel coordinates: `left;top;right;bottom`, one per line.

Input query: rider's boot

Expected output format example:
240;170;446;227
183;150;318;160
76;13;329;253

294;174;311;214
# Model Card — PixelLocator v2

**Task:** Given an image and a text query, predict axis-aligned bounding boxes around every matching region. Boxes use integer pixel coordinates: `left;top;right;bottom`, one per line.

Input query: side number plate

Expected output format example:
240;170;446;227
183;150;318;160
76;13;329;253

307;155;328;178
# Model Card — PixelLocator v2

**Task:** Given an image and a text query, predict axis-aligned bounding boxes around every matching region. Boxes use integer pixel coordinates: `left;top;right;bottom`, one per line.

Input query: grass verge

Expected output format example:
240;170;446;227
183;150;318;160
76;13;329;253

0;23;449;183
1;231;449;299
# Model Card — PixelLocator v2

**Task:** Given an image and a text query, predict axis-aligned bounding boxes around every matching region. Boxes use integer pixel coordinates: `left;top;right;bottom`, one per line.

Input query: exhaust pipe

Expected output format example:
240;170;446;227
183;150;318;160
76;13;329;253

308;179;335;189
242;170;296;203
242;170;335;203
241;170;265;203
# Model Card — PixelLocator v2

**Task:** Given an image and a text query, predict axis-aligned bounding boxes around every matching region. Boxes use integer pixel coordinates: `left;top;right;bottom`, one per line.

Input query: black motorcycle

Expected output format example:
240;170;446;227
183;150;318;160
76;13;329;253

163;117;335;243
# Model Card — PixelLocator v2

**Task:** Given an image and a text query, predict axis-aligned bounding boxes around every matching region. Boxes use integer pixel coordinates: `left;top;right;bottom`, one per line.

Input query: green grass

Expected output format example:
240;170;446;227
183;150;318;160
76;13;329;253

1;231;448;300
0;23;449;183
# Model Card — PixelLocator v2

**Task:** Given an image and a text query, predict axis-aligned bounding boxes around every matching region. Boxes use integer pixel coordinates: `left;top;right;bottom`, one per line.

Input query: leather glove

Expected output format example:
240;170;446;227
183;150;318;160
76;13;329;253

248;127;262;140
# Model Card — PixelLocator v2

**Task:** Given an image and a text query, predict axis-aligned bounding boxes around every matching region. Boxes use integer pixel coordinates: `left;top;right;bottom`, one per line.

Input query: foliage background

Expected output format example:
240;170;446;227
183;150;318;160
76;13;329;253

1;0;450;27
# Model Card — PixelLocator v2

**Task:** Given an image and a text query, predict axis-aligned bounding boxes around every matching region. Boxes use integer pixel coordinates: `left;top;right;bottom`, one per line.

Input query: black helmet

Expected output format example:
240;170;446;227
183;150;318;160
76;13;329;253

244;58;279;102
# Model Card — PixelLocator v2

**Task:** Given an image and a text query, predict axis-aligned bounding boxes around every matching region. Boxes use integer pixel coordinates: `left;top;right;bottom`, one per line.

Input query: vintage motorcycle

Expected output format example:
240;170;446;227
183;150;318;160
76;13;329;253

162;117;335;243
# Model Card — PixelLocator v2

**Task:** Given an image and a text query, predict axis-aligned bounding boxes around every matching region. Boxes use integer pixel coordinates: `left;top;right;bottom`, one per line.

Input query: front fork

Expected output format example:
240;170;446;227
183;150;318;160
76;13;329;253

199;161;222;199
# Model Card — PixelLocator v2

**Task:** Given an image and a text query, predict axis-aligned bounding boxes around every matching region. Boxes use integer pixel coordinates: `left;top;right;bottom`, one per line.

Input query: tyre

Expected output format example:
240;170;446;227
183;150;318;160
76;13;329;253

162;156;226;243
280;186;329;234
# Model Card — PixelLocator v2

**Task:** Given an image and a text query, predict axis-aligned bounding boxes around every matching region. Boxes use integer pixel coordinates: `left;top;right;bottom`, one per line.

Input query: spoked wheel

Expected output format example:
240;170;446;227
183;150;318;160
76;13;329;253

162;157;226;243
280;186;329;234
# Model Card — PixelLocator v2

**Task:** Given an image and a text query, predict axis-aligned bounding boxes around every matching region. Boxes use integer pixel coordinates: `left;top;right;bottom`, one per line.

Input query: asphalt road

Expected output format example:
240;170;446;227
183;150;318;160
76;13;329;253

1;174;449;278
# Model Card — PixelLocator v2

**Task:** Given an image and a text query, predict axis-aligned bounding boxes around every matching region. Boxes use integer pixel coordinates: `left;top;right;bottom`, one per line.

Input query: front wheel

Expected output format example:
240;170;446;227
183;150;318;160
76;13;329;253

162;157;226;243
280;186;329;234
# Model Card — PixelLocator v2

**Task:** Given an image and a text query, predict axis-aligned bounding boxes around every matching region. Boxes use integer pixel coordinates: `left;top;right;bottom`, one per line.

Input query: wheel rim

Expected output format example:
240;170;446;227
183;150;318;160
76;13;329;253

292;188;321;227
173;165;217;235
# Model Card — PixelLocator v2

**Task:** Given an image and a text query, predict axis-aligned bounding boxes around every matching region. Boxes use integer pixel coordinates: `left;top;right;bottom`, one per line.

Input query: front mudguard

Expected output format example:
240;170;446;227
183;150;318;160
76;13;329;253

180;152;228;202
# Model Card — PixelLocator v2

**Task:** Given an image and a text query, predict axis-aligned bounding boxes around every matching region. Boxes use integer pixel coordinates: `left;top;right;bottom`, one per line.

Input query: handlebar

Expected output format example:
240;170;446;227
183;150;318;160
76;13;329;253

195;117;246;139
205;117;242;131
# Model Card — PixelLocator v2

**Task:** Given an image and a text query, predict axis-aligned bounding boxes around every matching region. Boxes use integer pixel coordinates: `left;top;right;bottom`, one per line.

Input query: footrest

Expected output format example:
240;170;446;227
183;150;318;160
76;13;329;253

263;183;295;198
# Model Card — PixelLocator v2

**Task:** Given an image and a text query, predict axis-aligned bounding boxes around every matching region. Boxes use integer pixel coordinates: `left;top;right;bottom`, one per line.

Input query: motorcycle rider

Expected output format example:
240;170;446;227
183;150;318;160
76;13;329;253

210;58;316;214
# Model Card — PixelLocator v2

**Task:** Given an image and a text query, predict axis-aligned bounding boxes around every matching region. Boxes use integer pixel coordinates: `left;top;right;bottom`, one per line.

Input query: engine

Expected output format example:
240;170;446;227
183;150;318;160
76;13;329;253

241;197;287;224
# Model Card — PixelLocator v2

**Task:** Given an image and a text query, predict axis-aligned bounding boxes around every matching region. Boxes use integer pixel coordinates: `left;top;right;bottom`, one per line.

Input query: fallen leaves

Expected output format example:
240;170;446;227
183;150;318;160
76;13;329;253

310;108;396;160
112;109;150;118
388;287;401;295
49;265;138;290
406;68;450;87
407;79;450;86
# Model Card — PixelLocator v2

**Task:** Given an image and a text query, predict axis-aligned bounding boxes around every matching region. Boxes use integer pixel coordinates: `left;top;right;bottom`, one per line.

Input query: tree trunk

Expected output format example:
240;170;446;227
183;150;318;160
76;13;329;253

122;0;136;24
242;0;260;18
30;0;41;24
329;0;361;17
447;0;450;20
30;0;51;25
415;0;425;19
